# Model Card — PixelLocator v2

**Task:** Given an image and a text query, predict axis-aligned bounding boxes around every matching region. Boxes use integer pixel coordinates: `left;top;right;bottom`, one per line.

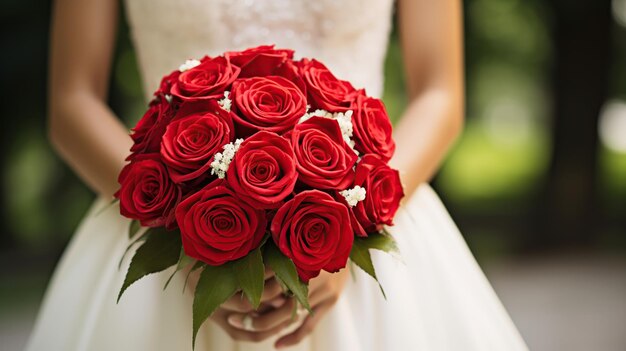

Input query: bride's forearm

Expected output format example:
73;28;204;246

49;91;132;198
389;88;463;199
48;0;125;198
394;0;464;199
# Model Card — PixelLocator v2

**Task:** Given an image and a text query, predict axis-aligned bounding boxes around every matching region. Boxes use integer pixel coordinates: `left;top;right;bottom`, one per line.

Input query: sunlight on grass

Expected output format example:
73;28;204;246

3;131;59;246
600;147;626;201
438;119;549;205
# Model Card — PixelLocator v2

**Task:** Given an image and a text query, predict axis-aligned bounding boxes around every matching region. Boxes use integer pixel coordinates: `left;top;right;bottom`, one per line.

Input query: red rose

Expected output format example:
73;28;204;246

160;101;234;183
271;190;353;282
129;98;174;158
227;131;297;209
226;45;294;78
171;56;240;101
288;116;357;189
176;180;267;266
116;155;181;228
227;45;294;66
274;60;307;93
153;69;181;99
350;154;404;234
300;59;358;112
352;96;395;162
231;76;307;136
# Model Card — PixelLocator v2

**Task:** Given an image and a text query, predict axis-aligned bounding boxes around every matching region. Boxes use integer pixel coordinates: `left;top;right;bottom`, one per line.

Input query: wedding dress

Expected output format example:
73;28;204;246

26;0;528;350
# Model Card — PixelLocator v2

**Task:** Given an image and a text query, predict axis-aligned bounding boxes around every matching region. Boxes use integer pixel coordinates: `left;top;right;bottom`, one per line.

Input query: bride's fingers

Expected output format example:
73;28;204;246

308;280;342;308
221;292;254;313
274;300;333;349
264;267;275;280
221;278;285;313
213;310;293;343
308;285;333;306
227;298;296;332
259;278;284;304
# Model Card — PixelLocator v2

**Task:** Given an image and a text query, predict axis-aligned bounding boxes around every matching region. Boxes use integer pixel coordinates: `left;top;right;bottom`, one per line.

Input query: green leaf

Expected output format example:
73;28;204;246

94;198;119;216
128;219;142;239
365;231;399;254
183;260;206;294
350;238;386;299
117;227;182;302
232;248;264;308
193;264;238;349
348;260;357;282
349;239;376;279
290;299;298;321
163;247;195;290
117;229;150;270
263;242;310;312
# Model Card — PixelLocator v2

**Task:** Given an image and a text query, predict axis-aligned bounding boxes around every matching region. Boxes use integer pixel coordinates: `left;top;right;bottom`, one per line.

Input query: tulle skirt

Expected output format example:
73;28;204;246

25;184;527;351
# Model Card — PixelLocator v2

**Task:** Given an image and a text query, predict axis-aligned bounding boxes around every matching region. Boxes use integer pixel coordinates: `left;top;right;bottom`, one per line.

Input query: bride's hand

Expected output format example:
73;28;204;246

187;268;290;342
225;268;350;348
209;279;292;342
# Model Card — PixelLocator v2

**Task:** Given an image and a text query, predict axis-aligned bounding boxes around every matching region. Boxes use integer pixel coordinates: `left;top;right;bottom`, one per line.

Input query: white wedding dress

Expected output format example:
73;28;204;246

26;0;528;350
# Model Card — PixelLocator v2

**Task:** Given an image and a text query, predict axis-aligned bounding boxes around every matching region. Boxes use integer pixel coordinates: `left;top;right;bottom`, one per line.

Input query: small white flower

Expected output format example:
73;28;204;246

299;109;358;154
218;91;232;112
334;110;355;148
179;59;201;72
164;94;173;103
340;185;366;207
210;139;244;179
299;108;331;123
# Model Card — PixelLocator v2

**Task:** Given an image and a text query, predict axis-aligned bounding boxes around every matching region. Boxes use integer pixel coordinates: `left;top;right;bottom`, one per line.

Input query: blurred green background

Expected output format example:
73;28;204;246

1;0;626;350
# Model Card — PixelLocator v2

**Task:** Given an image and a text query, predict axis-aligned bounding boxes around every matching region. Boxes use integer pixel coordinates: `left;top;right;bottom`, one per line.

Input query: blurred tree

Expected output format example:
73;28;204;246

534;0;613;248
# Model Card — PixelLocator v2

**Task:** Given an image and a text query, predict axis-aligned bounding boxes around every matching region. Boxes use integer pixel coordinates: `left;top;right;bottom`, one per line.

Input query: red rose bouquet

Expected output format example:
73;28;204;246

115;45;404;347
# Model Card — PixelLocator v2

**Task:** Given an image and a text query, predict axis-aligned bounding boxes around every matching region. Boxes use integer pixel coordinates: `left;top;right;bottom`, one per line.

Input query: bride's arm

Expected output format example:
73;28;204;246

48;0;132;197
391;0;465;198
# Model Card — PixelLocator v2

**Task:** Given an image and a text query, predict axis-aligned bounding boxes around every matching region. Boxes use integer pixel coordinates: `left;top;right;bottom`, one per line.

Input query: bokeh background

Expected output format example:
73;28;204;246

1;0;626;350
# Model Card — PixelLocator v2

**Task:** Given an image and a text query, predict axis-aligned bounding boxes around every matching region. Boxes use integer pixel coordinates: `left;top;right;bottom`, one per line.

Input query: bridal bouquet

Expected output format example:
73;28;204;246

115;45;404;347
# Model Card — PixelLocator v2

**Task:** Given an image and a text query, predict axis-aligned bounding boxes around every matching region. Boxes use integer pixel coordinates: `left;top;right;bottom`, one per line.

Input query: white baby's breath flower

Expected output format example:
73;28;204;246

299;108;332;123
218;91;232;112
334;110;355;148
164;94;173;103
210;139;244;179
179;59;201;72
300;108;358;154
340;185;366;207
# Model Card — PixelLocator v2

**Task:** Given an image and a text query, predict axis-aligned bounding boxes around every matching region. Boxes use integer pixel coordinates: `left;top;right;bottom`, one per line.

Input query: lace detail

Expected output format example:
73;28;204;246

123;0;395;102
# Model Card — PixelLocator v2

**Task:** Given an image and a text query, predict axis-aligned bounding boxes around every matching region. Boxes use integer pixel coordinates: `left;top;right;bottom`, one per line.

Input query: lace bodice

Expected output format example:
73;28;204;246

124;0;395;101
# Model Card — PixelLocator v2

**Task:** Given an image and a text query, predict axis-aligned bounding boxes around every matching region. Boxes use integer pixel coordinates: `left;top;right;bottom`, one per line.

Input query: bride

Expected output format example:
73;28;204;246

27;0;528;350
